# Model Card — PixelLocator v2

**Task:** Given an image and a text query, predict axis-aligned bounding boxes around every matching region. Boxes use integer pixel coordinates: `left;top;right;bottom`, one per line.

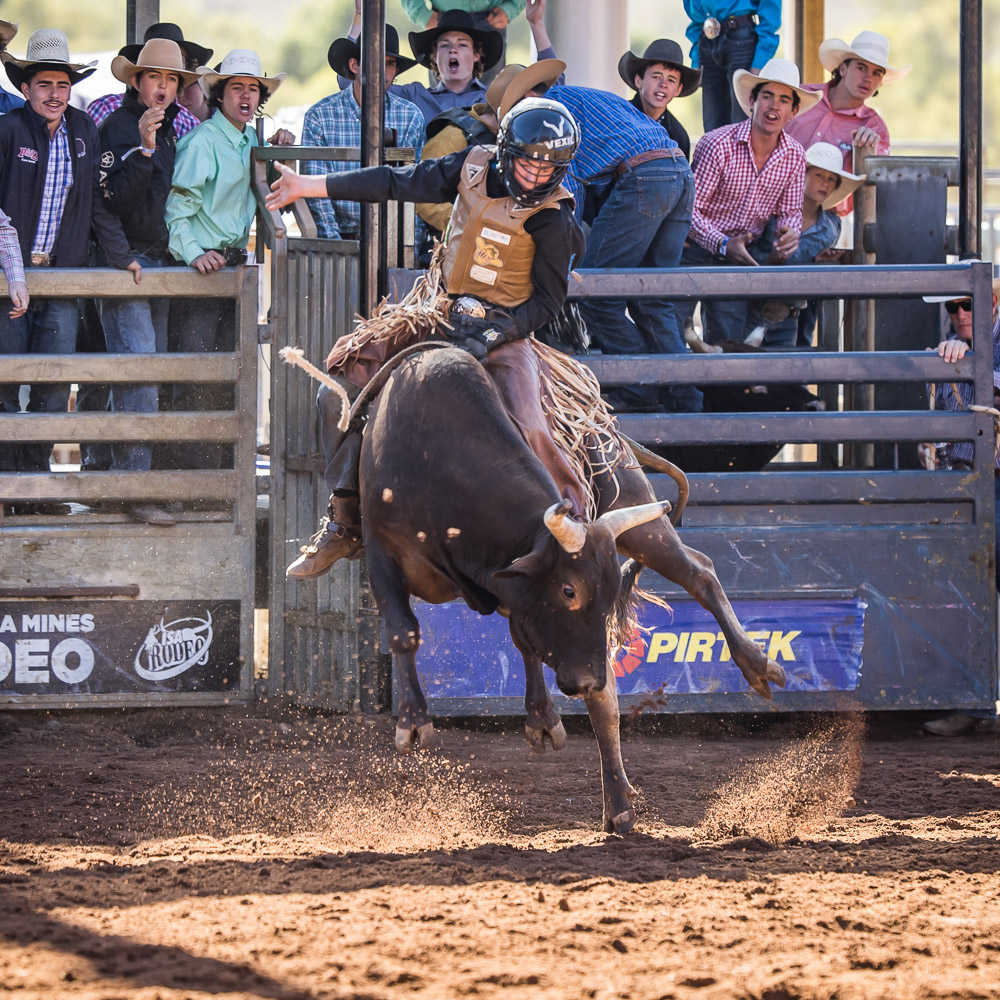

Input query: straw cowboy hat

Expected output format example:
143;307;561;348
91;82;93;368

617;39;701;98
805;142;866;210
2;28;97;90
819;31;910;84
199;49;285;97
732;57;821;118
111;39;201;89
328;24;417;79
0;20;17;48
408;10;504;72
497;58;566;121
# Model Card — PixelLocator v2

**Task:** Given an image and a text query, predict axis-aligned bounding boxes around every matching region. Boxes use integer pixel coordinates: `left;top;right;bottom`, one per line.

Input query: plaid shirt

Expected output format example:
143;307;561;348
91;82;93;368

546;85;679;221
301;88;424;239
87;93;201;139
32;120;73;256
0;205;25;284
689;119;806;255
932;314;1000;468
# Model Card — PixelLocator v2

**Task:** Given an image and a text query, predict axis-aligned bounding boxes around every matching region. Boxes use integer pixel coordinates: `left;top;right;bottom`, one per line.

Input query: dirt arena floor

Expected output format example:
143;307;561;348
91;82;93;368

1;705;997;1000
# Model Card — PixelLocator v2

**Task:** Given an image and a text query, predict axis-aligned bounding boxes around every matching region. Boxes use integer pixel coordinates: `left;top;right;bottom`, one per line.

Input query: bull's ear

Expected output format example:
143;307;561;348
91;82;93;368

493;551;546;579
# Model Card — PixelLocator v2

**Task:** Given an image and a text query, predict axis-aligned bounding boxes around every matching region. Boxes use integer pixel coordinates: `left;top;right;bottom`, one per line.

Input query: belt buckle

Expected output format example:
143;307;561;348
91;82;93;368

702;16;721;39
452;296;487;318
30;251;51;267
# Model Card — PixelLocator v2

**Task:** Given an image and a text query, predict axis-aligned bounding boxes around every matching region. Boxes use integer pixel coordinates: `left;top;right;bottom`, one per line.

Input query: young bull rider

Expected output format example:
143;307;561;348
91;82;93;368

267;98;627;579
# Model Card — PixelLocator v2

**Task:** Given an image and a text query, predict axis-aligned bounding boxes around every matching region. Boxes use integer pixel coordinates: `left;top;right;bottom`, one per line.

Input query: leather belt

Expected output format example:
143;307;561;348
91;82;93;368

214;246;247;266
702;12;758;39
30;251;53;267
615;147;685;179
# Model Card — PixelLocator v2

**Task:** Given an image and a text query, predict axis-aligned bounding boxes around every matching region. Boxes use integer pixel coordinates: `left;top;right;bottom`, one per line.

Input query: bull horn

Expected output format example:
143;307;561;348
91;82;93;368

596;500;671;540
544;501;587;554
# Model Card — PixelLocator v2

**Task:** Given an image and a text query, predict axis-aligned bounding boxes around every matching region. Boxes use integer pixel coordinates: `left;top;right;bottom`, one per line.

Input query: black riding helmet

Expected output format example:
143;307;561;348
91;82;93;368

496;97;579;207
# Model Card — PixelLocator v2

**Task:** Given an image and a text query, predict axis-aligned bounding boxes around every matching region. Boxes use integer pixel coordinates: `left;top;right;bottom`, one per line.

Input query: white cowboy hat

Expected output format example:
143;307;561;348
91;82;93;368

818;31;911;84
111;38;201;88
199;49;285;98
1;28;97;89
732;57;821;118
806;142;866;210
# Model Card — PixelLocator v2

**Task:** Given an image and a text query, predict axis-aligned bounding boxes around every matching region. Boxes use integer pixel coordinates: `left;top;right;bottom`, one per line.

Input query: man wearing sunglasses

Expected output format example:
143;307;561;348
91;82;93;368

921;276;1000;736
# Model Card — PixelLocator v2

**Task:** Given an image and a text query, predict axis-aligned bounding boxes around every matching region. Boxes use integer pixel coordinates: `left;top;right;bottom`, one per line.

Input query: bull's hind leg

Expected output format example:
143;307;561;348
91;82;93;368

601;464;786;700
583;659;637;834
514;639;566;753
364;546;435;752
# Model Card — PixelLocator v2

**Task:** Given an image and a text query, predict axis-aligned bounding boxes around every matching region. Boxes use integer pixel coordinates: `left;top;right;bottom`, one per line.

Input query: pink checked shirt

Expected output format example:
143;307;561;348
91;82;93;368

785;82;890;171
689;119;806;256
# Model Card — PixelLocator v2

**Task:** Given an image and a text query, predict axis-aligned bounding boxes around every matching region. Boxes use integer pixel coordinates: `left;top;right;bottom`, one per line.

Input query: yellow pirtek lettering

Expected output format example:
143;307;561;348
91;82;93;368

646;633;677;663
715;632;732;661
644;629;801;666
767;630;801;661
685;632;717;662
474;236;504;268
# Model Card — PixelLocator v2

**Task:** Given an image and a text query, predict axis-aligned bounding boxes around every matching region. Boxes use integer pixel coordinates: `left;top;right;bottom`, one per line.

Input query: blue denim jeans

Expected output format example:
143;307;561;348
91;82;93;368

698;25;756;132
100;255;171;471
0;297;80;472
169;295;236;469
675;242;751;345
578;157;702;413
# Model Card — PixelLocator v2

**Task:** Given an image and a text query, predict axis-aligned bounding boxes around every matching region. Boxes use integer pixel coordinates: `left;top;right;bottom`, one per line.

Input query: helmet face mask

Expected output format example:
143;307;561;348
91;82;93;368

497;97;579;207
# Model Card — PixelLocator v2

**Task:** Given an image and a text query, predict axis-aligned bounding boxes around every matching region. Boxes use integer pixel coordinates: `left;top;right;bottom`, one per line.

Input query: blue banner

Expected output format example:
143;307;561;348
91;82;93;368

414;598;866;701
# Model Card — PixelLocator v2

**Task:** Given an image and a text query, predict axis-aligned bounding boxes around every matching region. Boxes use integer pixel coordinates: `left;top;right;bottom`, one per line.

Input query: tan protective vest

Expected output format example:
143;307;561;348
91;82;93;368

441;145;573;308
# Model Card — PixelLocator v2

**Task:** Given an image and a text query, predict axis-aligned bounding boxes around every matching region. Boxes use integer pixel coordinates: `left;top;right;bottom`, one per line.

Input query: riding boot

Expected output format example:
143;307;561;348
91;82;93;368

287;428;365;579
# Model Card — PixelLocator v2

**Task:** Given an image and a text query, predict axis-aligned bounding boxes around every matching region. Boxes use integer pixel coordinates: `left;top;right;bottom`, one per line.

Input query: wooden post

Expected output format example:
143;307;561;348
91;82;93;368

794;0;824;83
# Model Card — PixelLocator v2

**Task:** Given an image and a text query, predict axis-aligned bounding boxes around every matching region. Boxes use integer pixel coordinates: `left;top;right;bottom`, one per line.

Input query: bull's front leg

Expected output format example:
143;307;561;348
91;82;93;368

583;658;637;835
365;546;435;752
514;640;566;753
603;464;786;700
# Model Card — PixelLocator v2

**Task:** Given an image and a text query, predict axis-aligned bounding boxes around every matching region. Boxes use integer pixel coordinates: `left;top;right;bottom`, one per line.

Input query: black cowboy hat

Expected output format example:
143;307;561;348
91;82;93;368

328;24;418;79
408;10;503;73
617;38;701;98
142;23;213;68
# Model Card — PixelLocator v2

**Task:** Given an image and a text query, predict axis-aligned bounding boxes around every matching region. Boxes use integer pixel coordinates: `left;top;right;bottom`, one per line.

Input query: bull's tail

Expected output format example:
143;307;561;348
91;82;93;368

620;435;689;526
608;558;672;659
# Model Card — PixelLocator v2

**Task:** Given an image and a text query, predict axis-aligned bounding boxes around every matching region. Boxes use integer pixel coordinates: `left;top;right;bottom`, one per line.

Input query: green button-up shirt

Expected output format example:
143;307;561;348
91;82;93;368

165;110;260;265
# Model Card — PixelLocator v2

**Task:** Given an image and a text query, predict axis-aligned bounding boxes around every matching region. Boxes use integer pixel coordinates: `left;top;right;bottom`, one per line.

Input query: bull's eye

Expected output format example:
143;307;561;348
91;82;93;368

562;585;576;600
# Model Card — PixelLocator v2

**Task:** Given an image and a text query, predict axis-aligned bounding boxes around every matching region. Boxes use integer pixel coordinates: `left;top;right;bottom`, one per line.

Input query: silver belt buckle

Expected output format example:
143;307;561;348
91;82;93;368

702;16;721;39
452;296;487;319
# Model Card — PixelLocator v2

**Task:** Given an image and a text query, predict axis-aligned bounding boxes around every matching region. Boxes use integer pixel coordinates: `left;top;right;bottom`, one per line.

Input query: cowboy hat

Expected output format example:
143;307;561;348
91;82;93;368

2;28;97;90
199;49;285;97
819;31;910;85
408;10;503;73
328;24;417;79
111;39;201;89
617;39;701;98
0;20;17;48
141;23;212;68
497;58;566;120
805;142;866;210
732;57;821;118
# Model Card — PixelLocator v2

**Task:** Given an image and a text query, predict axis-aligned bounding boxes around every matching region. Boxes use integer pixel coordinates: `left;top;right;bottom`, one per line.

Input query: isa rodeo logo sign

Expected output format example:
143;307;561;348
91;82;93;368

413;597;866;705
0;602;240;696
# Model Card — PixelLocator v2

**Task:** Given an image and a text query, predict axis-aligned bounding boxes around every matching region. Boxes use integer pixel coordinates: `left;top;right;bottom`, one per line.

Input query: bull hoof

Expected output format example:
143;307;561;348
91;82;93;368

766;658;787;688
605;808;637;835
525;719;567;754
395;721;436;753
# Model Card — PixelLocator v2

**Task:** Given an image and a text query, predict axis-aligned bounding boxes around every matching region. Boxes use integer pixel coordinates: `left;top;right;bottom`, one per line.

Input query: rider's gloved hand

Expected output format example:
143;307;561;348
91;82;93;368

447;309;516;360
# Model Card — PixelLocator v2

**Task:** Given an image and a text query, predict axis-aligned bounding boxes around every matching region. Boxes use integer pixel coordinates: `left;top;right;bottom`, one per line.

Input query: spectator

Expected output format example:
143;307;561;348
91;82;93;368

785;30;909;195
683;0;781;132
540;80;699;413
920;276;1000;736
98;40;200;525
745;141;863;347
0;29;138;499
341;1;557;124
415;57;565;239
676;58;818;345
87;23;212;139
165;50;294;471
617;38;701;160
302;25;424;241
0;20;24;114
400;0;526;84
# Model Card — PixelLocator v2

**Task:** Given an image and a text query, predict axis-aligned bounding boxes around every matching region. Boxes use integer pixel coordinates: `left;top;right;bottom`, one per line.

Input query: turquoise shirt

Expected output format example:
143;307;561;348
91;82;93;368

166;110;260;265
